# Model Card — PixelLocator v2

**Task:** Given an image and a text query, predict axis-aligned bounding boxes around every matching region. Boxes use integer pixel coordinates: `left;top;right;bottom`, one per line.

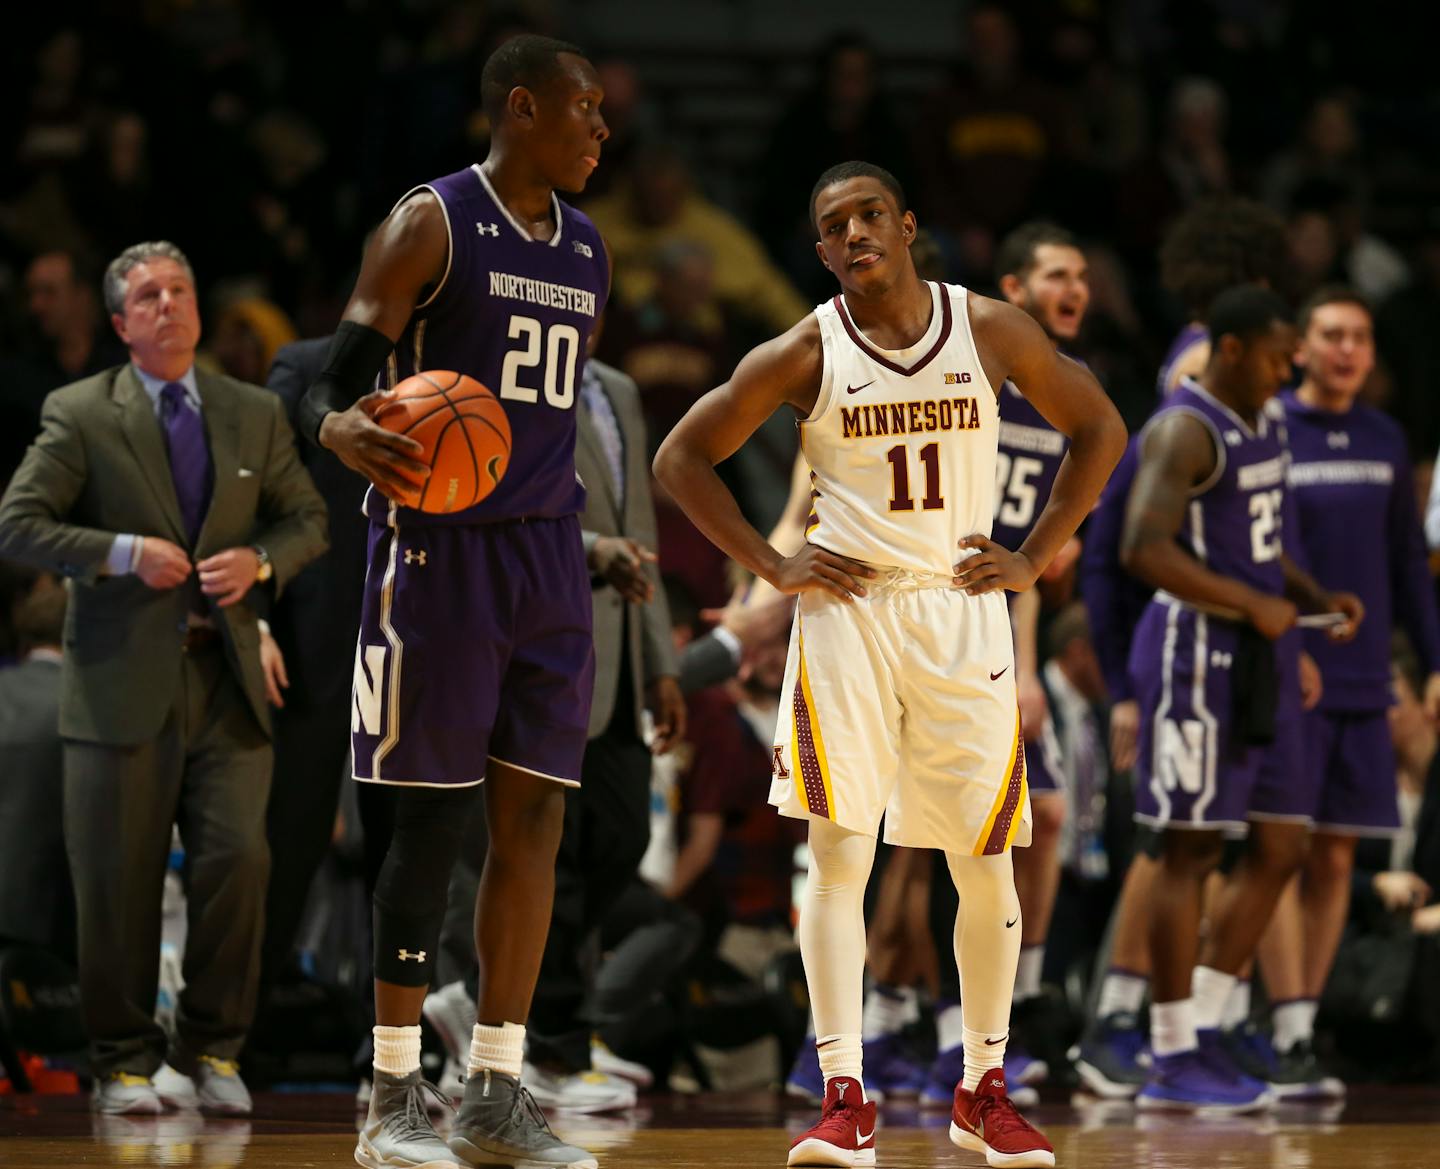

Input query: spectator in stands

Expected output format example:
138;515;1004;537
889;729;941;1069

919;2;1074;235
0;580;73;960
0;240;328;1116
584;143;810;337
206;297;299;386
1261;94;1367;216
596;241;736;456
754;31;917;303
1289;178;1409;304
0;250;126;478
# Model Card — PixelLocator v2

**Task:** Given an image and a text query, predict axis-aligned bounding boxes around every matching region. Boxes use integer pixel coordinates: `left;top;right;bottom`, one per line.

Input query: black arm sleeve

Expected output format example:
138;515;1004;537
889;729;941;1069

296;320;397;447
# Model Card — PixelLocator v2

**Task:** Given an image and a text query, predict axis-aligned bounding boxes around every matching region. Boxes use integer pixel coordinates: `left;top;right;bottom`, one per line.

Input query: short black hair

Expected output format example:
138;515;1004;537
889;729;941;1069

1160;197;1287;318
810;161;907;233
995;220;1078;283
1297;283;1372;333
1206;284;1292;348
481;33;588;122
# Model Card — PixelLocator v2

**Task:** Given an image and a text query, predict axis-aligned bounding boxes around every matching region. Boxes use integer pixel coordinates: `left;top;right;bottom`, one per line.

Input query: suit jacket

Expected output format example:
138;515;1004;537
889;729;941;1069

264;337;371;710
0;364;329;744
0;655;73;953
577;360;678;738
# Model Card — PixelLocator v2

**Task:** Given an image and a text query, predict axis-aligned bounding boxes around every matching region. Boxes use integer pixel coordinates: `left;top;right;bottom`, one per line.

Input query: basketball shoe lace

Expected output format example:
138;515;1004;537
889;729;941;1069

810;1093;869;1145
962;1089;1043;1149
384;1077;454;1141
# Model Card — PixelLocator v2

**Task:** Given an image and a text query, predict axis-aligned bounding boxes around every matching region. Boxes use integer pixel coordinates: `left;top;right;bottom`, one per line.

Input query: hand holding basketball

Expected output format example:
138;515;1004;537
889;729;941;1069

371;372;512;514
319;390;430;504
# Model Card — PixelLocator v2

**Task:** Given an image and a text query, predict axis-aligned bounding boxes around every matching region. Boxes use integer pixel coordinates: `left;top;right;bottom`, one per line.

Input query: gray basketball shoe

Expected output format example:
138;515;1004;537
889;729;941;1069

355;1068;459;1169
449;1068;598;1168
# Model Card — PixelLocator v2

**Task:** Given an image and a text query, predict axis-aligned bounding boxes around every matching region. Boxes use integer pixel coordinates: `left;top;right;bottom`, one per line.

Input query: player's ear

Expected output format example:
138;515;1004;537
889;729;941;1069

901;210;917;243
1216;334;1244;364
509;85;538;129
815;239;832;272
1293;336;1310;369
998;273;1023;303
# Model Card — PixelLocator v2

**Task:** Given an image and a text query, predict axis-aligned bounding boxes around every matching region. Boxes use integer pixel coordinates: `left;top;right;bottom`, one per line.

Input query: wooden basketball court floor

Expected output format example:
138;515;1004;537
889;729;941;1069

4;1087;1438;1167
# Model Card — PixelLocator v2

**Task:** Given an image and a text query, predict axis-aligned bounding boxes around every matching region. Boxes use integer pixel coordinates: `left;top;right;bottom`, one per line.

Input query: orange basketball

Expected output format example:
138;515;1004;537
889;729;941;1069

373;371;511;514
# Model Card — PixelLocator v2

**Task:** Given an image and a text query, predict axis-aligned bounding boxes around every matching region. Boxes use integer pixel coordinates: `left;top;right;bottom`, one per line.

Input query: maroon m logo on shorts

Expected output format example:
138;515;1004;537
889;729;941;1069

772;746;790;779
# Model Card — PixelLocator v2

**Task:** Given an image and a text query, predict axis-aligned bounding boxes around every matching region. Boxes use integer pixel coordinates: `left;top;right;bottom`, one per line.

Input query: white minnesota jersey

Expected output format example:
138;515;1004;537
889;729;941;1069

801;282;999;575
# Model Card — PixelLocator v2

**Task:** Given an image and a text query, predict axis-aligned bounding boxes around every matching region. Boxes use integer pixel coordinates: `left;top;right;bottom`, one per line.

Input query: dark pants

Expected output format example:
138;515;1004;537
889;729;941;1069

64;645;271;1077
258;691;349;993
526;706;653;1070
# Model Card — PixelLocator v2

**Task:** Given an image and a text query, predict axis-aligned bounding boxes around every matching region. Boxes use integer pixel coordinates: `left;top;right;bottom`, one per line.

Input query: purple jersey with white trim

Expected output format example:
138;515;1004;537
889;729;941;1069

1156;322;1208;397
364;164;609;526
1142;379;1288;597
993;380;1069;551
1282;391;1440;710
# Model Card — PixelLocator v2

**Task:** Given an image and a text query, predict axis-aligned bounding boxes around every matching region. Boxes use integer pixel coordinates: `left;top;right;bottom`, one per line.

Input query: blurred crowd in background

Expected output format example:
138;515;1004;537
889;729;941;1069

2;0;1440;1093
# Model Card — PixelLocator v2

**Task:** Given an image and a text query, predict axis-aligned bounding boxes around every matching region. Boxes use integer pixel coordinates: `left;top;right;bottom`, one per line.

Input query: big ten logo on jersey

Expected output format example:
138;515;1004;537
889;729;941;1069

353;644;389;736
944;371;973;385
487;271;598;409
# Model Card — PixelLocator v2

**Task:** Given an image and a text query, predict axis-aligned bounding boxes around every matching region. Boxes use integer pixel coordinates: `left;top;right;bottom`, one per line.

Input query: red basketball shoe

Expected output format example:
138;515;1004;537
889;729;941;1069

788;1076;877;1167
950;1069;1055;1167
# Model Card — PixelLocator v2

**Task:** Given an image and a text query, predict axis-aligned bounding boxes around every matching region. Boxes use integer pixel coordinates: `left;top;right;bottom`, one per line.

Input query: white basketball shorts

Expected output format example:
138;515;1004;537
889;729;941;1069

769;570;1031;853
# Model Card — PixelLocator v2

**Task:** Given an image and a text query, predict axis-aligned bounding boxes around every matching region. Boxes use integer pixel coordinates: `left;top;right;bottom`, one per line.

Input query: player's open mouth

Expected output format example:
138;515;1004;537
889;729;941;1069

850;251;882;268
581;156;599;170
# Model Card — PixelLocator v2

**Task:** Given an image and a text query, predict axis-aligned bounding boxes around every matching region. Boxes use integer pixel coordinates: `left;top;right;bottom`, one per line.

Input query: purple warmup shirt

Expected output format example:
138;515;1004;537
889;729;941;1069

1282;391;1440;710
364;164;609;526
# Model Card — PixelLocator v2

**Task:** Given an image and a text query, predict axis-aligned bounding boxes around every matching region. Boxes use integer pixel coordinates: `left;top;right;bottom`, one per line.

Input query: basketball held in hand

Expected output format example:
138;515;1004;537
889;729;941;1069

372;371;511;513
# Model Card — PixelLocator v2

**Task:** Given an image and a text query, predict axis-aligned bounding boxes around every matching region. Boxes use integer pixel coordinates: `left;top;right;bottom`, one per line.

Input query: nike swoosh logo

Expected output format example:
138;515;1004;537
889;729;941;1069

857;1128;875;1144
990;667;1008;680
984;1033;1008;1046
846;381;875;395
1005;916;1018;928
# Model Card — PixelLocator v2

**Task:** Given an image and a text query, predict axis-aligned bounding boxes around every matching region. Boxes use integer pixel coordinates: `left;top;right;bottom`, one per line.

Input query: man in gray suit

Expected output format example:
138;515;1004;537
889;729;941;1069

516;357;684;1104
0;241;328;1116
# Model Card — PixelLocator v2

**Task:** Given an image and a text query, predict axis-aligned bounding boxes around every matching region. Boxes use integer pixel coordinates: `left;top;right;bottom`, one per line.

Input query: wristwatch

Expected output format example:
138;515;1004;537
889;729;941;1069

252;544;273;583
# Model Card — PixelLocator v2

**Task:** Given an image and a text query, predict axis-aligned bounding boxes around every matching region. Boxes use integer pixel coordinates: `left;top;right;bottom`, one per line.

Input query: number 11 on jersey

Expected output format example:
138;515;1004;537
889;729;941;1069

887;442;944;511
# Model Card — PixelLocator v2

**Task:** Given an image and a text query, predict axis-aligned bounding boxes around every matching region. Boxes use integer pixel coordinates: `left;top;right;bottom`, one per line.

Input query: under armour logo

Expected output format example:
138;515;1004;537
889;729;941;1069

404;549;427;566
1225;430;1243;446
573;239;593;258
1327;431;1351;449
397;949;427;962
477;222;499;237
772;746;790;779
1210;649;1233;668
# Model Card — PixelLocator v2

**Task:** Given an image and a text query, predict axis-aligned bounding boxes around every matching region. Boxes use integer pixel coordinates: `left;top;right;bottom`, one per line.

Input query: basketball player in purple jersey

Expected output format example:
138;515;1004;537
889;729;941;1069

299;36;612;1169
1250;286;1440;1092
989;221;1091;1088
1074;202;1290;1097
1121;286;1362;1111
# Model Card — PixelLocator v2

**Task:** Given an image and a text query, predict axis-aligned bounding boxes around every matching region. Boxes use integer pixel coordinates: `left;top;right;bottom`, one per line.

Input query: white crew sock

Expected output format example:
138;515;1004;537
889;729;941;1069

1271;999;1318;1053
1013;945;1044;1003
816;1034;865;1099
1222;979;1252;1030
1191;966;1237;1032
468;1022;525;1079
862;985;913;1039
961;1026;1006;1092
1151;999;1198;1058
373;1024;422;1078
937;1001;966;1053
1096;969;1148;1019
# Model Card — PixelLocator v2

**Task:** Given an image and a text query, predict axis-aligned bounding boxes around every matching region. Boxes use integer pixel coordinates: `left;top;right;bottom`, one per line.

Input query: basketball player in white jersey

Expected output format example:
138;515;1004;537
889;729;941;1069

655;162;1125;1168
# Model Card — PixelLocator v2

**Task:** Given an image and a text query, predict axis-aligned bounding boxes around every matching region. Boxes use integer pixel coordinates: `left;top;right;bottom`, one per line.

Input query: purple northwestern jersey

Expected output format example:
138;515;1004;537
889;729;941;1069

1144;379;1288;597
1282;391;1440;710
364;164;609;526
1156;322;1208;397
993;380;1069;551
1080;435;1152;702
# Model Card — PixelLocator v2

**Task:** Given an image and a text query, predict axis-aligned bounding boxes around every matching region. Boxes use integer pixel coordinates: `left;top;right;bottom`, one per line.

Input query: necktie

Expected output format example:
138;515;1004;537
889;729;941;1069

160;382;212;544
580;370;625;502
